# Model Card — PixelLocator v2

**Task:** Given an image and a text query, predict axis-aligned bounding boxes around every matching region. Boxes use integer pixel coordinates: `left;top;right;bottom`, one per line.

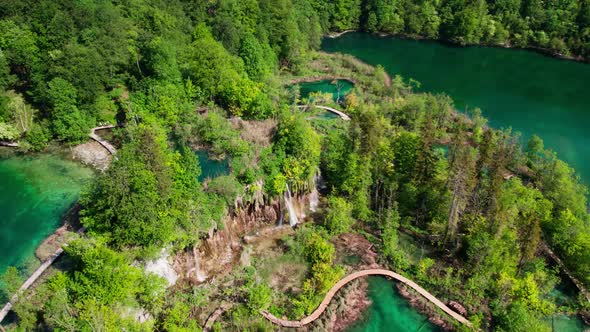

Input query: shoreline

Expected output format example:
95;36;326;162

324;30;589;64
395;283;456;331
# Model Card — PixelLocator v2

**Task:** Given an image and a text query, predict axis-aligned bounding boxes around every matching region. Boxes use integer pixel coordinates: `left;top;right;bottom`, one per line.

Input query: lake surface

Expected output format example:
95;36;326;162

296;79;354;103
323;33;590;185
347;276;439;332
196;151;229;182
0;154;93;274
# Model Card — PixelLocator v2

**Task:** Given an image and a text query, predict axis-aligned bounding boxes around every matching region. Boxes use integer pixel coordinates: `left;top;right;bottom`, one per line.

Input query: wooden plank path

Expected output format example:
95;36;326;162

297;105;351;120
89;125;117;157
0;228;86;324
540;242;590;303
260;269;473;328
288;76;358;85
204;303;233;331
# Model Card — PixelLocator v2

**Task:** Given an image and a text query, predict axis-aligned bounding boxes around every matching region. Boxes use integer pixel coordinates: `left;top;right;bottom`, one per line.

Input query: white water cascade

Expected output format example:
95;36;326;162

284;184;299;227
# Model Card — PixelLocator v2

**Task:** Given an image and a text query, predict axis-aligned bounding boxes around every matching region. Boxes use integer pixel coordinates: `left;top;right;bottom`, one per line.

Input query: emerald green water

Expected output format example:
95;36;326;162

548;314;588;332
0;154;93;274
348;277;439;332
297;79;354;103
196;151;229;182
323;33;590;184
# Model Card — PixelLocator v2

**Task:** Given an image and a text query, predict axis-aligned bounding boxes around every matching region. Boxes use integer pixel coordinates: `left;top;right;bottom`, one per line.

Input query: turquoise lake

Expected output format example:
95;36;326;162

323;33;590;185
0;154;92;275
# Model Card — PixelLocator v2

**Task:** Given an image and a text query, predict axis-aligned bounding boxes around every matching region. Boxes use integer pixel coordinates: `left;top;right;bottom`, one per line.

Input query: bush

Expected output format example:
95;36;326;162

324;195;355;235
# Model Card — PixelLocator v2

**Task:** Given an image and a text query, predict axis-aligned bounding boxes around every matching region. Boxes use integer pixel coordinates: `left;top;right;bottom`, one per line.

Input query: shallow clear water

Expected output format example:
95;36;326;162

323;33;590;185
297;79;354;103
547;314;588;332
195;151;229;182
347;276;439;332
0;154;93;274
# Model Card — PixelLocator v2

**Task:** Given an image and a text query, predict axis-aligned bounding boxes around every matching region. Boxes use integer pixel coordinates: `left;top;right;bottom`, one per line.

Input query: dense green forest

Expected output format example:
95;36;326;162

0;0;589;331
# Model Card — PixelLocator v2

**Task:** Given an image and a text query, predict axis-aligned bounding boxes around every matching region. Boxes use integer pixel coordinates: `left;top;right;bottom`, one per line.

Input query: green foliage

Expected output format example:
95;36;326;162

308;0;590;58
48;77;92;143
0;266;21;300
81;124;221;249
207;175;243;205
17;239;164;331
246;283;273;312
268;111;321;194
324;195;355;235
185;24;272;119
292;230;344;317
495;301;551;332
25;121;52;151
65;239;145;305
0;121;18;141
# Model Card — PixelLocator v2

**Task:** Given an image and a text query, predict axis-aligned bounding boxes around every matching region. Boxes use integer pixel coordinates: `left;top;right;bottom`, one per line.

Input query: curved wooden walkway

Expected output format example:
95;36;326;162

89;125;117;156
260;269;472;328
204;303;233;332
297;105;351;120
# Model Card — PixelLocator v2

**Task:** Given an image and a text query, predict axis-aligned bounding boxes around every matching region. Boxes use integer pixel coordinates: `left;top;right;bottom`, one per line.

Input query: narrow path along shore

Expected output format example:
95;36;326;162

297;105;351;120
0;227;86;324
287;76;358;85
260;269;473;328
204;303;233;332
541;242;590;303
89;125;117;156
325;30;356;38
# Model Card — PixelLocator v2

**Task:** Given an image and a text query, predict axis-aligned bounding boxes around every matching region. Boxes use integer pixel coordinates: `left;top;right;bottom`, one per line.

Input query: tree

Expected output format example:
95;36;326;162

239;32;275;81
47;77;92;143
0;266;22;300
81;125;178;248
324;195;354;235
0;121;19;141
445;131;477;247
246;283;272;312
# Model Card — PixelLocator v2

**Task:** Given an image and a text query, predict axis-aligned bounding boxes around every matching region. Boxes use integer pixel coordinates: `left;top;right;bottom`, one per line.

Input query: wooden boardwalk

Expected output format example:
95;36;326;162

540;242;589;303
204;303;233;331
0;227;86;324
89;125;117;156
297;105;351;120
260;269;472;328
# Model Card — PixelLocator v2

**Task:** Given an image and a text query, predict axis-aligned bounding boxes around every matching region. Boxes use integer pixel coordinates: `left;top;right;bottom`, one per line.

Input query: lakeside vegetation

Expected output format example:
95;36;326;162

317;0;590;60
0;1;588;331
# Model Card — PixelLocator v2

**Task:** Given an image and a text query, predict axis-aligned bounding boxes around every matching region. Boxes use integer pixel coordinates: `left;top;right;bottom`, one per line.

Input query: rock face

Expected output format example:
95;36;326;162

145;249;178;287
72;141;112;171
174;192;314;284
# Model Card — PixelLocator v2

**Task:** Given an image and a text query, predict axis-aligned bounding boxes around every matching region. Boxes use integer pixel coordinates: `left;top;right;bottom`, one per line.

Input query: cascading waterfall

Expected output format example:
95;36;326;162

309;172;321;212
284;184;298;227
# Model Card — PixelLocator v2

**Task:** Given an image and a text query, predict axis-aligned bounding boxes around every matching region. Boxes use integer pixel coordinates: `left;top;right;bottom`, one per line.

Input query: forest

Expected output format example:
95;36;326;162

0;0;589;331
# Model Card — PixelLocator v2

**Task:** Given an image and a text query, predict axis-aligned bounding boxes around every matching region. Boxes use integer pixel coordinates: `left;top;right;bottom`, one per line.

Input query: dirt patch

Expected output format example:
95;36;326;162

72;141;112;171
333;233;379;268
35;205;82;261
229;118;276;147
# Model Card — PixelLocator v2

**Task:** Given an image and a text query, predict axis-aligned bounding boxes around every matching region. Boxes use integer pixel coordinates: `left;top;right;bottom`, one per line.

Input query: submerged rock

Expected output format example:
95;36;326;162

72;141;112;171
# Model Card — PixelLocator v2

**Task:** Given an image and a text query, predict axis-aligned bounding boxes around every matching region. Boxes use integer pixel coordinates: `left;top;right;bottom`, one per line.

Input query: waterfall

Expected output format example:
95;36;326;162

284;184;298;227
309;172;321;212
